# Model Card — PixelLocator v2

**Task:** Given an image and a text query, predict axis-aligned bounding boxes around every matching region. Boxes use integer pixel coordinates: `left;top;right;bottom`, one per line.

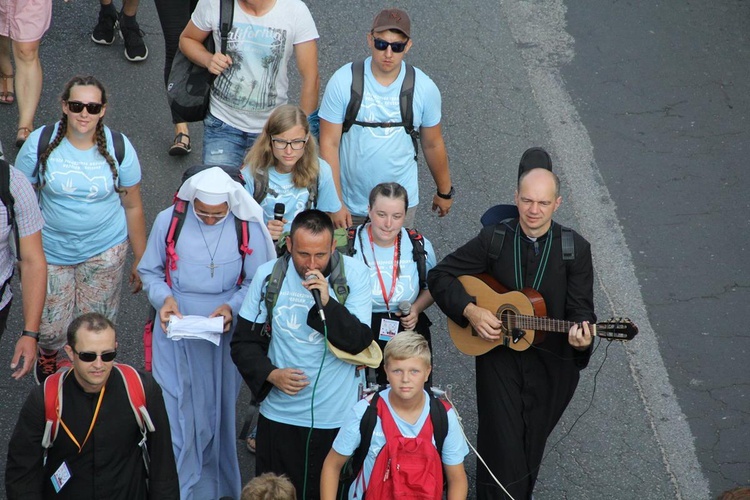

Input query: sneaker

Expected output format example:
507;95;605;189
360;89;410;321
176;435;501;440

34;350;58;385
120;15;148;62
91;4;119;45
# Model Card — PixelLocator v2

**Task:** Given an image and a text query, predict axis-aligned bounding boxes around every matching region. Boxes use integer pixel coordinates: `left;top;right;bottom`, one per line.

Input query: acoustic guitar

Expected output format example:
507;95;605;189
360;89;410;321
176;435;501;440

447;274;638;356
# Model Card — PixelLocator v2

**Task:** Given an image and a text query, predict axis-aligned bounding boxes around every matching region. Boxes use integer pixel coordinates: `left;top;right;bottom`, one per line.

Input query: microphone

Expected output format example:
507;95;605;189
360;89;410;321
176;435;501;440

398;300;411;317
273;203;285;221
306;274;326;321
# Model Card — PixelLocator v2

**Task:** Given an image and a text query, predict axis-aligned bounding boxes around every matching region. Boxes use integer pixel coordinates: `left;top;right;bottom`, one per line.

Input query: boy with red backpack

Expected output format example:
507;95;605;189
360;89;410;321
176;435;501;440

320;331;469;499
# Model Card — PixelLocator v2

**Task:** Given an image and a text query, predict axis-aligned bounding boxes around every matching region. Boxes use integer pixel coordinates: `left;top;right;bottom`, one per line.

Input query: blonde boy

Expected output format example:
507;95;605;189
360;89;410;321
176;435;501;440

320;332;469;499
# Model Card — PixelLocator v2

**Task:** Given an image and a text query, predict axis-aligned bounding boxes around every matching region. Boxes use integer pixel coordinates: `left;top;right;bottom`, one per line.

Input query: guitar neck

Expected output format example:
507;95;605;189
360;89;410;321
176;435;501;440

510;315;583;334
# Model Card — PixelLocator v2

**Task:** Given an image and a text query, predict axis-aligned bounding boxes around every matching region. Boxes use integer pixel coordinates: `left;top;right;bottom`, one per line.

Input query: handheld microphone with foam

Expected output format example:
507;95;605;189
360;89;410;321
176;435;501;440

306;274;326;321
398;300;411;317
273;203;285;221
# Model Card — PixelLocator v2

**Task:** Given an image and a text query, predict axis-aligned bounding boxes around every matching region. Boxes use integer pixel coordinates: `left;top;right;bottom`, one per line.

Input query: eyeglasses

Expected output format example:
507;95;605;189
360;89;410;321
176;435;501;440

372;38;408;53
72;348;117;362
66;101;104;114
271;138;308;150
195;210;229;219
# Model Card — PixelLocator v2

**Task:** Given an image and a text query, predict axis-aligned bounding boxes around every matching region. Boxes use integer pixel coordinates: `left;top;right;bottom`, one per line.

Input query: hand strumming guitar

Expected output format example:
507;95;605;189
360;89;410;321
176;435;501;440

463;302;503;342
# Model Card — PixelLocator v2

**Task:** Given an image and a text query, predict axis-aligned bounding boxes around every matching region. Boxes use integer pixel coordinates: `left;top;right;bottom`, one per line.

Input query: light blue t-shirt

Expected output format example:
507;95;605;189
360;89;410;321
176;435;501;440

15;123;141;265
241;158;342;232
350;226;437;313
238;254;373;428
319;57;442;216
332;388;469;499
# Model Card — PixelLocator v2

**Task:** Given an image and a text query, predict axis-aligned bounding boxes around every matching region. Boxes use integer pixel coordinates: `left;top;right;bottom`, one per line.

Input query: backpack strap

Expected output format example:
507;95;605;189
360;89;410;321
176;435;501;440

113;364;155;434
399;63;419;161
263;255;290;322
305;175;319;210
328;251;349;304
487;225;507;263
429;395;450;457
405;228;427;289
345;391;380;485
560;225;575;261
164;200;189;288
252;170;270;205
235;218;252;285
110;130;126;166
41;370;67;453
33;124;56;183
218;0;234;54
342;60;365;134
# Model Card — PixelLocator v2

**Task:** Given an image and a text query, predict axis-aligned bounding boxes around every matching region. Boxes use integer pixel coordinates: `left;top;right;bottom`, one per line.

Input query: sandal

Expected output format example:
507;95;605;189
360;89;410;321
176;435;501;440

0;73;14;105
169;132;191;156
16;127;32;148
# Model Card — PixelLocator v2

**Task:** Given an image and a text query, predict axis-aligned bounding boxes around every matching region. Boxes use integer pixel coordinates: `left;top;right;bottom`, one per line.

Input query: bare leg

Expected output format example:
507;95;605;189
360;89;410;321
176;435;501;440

0;36;14;104
12;39;42;143
122;0;139;17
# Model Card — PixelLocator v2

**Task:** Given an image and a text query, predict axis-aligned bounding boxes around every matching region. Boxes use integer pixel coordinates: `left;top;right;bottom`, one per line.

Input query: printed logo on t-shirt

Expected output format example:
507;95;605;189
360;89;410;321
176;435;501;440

213;24;288;112
45;159;112;203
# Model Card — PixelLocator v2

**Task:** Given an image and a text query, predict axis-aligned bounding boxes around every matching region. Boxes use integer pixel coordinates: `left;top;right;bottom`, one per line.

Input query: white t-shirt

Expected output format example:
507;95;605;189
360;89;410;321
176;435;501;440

192;0;319;133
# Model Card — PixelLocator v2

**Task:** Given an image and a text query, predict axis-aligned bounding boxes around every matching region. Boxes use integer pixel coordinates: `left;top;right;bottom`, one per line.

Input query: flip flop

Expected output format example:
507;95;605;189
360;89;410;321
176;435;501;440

169;132;191;156
0;73;14;105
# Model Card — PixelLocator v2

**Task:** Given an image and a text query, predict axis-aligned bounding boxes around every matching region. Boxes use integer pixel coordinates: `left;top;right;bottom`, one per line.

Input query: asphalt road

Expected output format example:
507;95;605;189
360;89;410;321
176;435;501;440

0;0;747;498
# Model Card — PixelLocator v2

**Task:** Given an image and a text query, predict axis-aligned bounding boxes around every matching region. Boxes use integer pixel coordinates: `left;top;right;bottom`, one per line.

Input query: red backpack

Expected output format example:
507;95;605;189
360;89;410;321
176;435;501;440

364;395;449;499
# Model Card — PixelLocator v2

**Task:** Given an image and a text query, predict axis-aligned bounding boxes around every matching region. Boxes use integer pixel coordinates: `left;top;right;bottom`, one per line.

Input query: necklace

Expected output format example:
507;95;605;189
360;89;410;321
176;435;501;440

197;219;227;278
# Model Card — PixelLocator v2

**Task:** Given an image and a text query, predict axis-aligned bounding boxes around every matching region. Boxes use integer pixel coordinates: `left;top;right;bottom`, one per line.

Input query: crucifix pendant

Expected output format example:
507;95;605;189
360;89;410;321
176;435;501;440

208;261;218;278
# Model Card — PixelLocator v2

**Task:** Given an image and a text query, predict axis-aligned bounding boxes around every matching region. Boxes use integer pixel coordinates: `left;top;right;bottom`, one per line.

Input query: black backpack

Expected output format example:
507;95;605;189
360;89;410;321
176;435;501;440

342;60;419;161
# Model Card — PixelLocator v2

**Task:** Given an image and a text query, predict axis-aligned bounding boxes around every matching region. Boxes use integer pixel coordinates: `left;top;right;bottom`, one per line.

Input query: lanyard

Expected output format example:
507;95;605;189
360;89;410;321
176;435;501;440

513;222;553;291
368;225;400;312
58;371;106;454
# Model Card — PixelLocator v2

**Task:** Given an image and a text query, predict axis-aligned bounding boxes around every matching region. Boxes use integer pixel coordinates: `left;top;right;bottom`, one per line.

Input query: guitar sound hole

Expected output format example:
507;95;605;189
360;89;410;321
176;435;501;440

499;309;516;334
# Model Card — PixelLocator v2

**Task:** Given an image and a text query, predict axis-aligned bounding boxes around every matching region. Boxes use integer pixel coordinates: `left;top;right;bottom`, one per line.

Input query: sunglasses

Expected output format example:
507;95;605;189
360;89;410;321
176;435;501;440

194;210;229;219
372;38;408;53
271;138;308;150
66;101;104;114
72;348;117;362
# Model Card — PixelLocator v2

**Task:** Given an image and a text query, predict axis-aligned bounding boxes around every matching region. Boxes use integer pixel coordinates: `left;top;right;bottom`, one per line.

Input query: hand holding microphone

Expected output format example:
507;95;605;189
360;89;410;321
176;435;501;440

304;272;328;321
398;300;417;330
267;203;286;241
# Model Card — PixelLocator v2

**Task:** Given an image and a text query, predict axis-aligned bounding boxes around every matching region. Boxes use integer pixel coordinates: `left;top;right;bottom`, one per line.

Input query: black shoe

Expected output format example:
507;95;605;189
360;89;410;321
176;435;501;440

34;350;58;385
120;14;148;62
91;4;119;45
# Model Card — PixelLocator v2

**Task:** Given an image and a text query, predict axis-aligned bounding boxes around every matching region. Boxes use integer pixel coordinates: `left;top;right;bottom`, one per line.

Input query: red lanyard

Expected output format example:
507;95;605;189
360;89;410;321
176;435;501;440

368;225;399;311
58;371;106;454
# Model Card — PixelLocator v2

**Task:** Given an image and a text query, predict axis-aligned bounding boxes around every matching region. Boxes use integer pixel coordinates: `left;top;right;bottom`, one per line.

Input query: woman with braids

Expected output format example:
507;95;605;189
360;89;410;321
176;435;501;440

349;182;437;386
15;75;146;384
241;104;340;244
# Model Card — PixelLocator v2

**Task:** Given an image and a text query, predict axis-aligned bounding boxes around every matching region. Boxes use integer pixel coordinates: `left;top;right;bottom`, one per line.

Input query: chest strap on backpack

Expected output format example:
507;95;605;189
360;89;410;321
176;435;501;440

343;60;419;161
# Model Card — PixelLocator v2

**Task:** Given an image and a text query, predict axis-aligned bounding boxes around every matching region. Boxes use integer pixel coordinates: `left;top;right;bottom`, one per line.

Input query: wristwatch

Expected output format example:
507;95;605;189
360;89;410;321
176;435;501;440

21;330;40;340
436;186;455;200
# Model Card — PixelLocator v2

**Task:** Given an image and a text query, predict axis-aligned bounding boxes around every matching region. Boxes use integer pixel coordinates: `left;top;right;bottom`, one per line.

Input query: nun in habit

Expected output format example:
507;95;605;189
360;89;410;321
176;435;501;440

138;167;275;499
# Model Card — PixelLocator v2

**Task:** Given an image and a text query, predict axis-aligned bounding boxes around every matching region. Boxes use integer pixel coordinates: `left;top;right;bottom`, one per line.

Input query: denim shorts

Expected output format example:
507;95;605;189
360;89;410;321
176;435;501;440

202;113;259;167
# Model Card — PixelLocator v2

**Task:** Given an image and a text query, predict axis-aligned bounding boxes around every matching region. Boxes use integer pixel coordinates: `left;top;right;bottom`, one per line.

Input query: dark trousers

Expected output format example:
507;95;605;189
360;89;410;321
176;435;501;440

370;311;433;387
153;0;199;123
256;414;345;500
475;347;580;500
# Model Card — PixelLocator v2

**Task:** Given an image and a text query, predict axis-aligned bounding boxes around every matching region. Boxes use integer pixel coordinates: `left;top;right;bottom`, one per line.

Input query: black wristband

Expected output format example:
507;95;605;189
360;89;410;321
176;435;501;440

436;186;455;199
21;330;40;340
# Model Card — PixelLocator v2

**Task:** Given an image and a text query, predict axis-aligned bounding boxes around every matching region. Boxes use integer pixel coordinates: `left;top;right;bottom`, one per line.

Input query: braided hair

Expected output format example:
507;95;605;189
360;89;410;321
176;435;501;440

37;75;122;193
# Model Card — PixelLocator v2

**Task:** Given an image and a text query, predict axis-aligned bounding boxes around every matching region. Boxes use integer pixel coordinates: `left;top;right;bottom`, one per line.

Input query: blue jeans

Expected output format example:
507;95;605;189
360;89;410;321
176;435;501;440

202;113;259;167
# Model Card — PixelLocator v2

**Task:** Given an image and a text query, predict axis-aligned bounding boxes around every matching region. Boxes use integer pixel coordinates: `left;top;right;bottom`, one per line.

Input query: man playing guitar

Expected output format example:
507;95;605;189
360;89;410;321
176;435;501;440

428;167;595;500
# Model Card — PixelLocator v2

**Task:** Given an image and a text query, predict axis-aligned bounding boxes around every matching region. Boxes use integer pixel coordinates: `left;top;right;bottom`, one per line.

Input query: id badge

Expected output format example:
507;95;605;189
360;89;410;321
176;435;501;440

378;318;400;342
51;461;72;492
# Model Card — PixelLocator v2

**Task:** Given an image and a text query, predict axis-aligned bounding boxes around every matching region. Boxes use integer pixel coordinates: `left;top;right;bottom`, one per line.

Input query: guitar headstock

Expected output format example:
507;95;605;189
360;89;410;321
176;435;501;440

596;318;639;341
